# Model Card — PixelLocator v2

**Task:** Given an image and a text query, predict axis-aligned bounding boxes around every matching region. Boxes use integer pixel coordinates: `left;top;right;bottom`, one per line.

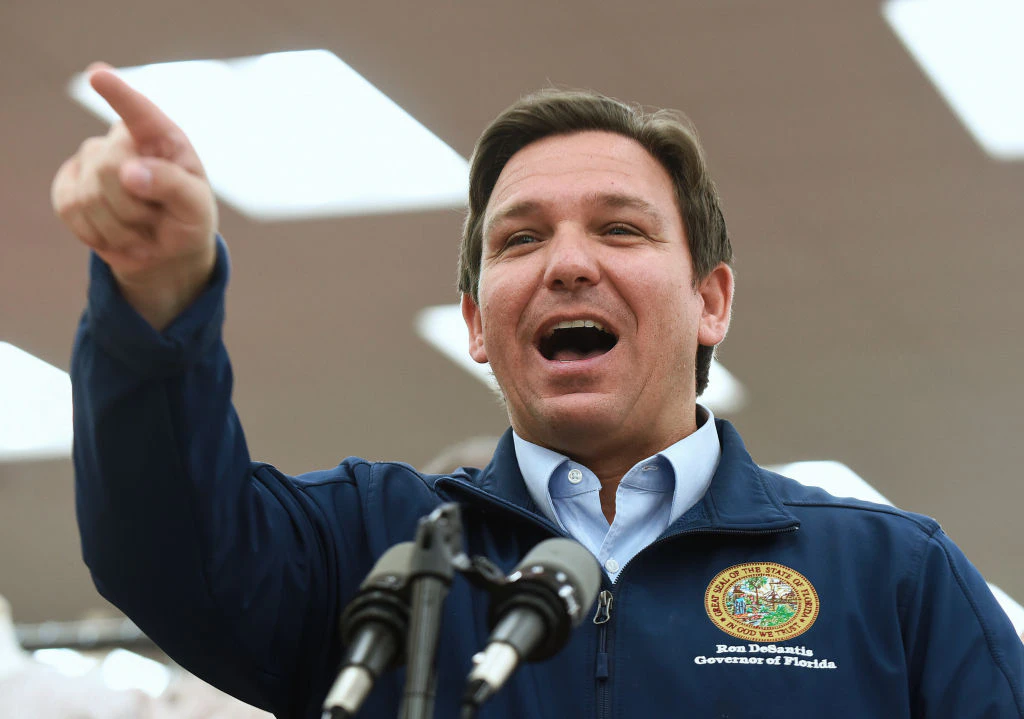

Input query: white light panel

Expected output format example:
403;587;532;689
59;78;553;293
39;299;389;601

415;304;747;414
0;342;73;462
69;50;469;220
100;649;171;697
770;460;891;505
884;0;1024;160
989;584;1024;634
32;648;98;677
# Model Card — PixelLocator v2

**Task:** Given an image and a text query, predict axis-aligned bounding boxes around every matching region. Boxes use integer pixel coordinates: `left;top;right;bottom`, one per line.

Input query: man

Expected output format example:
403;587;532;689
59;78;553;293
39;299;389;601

55;66;1024;718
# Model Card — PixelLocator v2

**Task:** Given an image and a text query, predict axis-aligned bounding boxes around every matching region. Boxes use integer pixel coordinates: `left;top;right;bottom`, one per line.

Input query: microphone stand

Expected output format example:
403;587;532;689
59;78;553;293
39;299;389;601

398;504;464;719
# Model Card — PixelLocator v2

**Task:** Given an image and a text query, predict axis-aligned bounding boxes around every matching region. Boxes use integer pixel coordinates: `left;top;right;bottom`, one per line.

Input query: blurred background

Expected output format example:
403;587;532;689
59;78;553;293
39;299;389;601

1;0;1022;711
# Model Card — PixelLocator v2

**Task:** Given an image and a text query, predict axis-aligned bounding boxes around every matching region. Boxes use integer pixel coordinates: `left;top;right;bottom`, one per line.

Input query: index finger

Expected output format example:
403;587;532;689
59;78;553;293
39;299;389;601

89;68;181;156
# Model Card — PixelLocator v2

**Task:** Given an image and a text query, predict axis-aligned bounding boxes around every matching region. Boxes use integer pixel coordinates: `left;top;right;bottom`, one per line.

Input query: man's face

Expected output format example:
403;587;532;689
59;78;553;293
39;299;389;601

462;131;731;462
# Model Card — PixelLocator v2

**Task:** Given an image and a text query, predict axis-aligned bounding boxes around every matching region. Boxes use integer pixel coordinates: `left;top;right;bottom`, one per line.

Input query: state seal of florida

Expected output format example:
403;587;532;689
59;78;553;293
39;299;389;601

704;562;819;642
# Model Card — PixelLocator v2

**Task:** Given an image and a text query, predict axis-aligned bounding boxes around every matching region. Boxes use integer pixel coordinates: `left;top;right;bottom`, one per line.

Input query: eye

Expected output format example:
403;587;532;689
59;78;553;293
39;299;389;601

505;232;540;248
606;224;642;237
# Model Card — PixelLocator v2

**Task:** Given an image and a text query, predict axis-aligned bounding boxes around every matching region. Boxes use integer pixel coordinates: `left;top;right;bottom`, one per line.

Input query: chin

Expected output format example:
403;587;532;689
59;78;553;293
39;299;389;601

520;394;624;448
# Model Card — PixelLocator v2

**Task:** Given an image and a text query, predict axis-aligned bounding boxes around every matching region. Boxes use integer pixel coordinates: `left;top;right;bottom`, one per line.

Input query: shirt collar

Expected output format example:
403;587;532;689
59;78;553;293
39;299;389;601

513;405;722;527
435;420;800;536
512;434;571;525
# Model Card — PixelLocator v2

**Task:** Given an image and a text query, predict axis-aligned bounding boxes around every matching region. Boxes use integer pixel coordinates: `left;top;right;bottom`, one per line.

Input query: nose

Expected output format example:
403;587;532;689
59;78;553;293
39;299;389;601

542;227;601;291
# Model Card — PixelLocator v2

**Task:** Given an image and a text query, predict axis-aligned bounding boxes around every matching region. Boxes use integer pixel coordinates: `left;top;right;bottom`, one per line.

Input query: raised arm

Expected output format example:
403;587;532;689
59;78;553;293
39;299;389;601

55;67;370;716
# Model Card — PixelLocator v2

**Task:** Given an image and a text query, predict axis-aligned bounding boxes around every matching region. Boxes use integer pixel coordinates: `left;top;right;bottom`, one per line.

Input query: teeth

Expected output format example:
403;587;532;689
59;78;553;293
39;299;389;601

550;319;606;334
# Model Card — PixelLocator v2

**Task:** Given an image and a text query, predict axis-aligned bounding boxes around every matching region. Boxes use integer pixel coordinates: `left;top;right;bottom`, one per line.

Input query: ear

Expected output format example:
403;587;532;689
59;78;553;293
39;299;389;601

696;263;734;347
461;293;489;364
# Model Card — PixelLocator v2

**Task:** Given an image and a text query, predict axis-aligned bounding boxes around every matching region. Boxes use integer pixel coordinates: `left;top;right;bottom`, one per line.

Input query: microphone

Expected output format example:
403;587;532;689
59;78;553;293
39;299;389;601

462;538;601;712
322;542;415;719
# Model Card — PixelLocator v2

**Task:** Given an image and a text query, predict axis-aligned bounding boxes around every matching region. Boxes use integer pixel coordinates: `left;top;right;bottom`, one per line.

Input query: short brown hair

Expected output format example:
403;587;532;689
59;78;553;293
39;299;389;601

458;88;733;395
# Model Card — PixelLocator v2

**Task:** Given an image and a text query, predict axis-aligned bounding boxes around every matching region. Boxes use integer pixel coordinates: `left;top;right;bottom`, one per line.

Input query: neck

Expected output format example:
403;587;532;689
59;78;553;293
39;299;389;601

573;446;659;526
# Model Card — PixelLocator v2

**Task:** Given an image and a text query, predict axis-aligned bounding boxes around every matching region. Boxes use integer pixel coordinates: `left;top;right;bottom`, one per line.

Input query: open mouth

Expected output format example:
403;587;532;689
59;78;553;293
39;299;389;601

538;320;618;362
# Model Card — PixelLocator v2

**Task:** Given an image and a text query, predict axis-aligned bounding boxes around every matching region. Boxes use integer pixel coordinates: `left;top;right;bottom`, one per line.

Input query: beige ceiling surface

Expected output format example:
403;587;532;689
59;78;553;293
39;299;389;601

1;1;1022;624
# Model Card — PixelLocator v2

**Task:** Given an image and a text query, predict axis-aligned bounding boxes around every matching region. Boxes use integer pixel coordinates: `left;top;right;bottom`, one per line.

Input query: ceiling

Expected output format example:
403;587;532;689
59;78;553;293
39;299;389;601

1;0;1022;626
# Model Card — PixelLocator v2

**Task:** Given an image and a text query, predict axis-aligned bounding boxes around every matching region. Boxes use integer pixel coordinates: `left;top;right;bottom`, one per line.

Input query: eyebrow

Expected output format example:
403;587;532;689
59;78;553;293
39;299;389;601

484;192;669;239
592;193;667;231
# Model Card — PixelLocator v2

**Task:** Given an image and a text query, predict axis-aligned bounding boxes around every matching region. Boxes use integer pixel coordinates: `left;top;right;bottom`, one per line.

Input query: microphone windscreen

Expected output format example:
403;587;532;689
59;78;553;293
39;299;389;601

515;538;601;624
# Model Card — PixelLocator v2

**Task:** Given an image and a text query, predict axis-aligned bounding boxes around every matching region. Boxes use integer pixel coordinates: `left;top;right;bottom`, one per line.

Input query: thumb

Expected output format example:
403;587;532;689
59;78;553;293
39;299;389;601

120;157;212;221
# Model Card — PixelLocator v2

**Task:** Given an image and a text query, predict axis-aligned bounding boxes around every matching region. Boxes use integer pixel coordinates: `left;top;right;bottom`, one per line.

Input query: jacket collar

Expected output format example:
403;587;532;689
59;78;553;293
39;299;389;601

437;428;555;531
436;419;799;537
663;419;799;535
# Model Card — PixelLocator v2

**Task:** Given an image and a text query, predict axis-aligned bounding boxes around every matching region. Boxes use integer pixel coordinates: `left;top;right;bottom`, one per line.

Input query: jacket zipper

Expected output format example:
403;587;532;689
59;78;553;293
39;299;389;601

593;589;614;719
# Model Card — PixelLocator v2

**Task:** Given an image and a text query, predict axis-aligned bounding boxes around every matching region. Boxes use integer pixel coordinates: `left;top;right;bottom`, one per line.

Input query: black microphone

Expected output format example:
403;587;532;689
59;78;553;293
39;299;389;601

322;542;415;719
462;538;601;712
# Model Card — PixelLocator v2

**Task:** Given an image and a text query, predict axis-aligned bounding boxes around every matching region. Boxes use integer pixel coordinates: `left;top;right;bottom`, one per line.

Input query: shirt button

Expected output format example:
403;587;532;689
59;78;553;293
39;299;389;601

567;469;584;484
605;558;619;573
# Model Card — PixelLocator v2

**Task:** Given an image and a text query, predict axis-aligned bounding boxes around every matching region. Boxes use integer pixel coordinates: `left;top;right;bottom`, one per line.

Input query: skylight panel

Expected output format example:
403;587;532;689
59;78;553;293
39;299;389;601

0;342;73;462
884;0;1024;160
69;50;469;220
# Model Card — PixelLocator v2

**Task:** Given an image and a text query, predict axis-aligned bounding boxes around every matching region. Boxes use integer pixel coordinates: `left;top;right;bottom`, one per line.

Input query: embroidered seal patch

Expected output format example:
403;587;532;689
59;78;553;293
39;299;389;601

704;562;819;642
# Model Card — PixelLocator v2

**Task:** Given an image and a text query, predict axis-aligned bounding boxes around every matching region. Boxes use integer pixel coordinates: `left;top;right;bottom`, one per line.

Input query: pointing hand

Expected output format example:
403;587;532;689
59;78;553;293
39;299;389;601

52;64;218;330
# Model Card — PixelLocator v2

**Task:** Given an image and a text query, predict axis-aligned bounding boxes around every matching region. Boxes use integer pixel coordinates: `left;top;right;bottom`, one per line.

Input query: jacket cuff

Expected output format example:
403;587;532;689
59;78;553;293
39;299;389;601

84;236;230;377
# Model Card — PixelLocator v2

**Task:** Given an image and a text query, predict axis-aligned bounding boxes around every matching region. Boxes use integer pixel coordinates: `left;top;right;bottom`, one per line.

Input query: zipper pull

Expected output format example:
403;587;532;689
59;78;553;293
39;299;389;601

593;590;614;680
593;590;614;625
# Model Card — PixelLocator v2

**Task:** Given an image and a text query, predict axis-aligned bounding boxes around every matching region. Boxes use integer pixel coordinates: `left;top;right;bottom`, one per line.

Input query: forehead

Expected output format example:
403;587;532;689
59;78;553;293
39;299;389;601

485;131;679;222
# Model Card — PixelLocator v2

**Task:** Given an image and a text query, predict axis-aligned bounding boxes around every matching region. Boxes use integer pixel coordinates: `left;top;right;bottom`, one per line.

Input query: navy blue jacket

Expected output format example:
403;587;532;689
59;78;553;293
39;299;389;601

72;244;1024;718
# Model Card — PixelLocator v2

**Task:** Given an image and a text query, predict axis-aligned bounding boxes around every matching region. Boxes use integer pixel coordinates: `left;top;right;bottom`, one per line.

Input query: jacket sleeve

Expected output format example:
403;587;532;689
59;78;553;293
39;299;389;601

901;526;1024;717
71;238;368;717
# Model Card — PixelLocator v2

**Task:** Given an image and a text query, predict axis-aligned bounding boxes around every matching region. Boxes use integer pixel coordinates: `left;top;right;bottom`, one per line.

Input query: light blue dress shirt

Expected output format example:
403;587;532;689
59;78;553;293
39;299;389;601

514;406;721;582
